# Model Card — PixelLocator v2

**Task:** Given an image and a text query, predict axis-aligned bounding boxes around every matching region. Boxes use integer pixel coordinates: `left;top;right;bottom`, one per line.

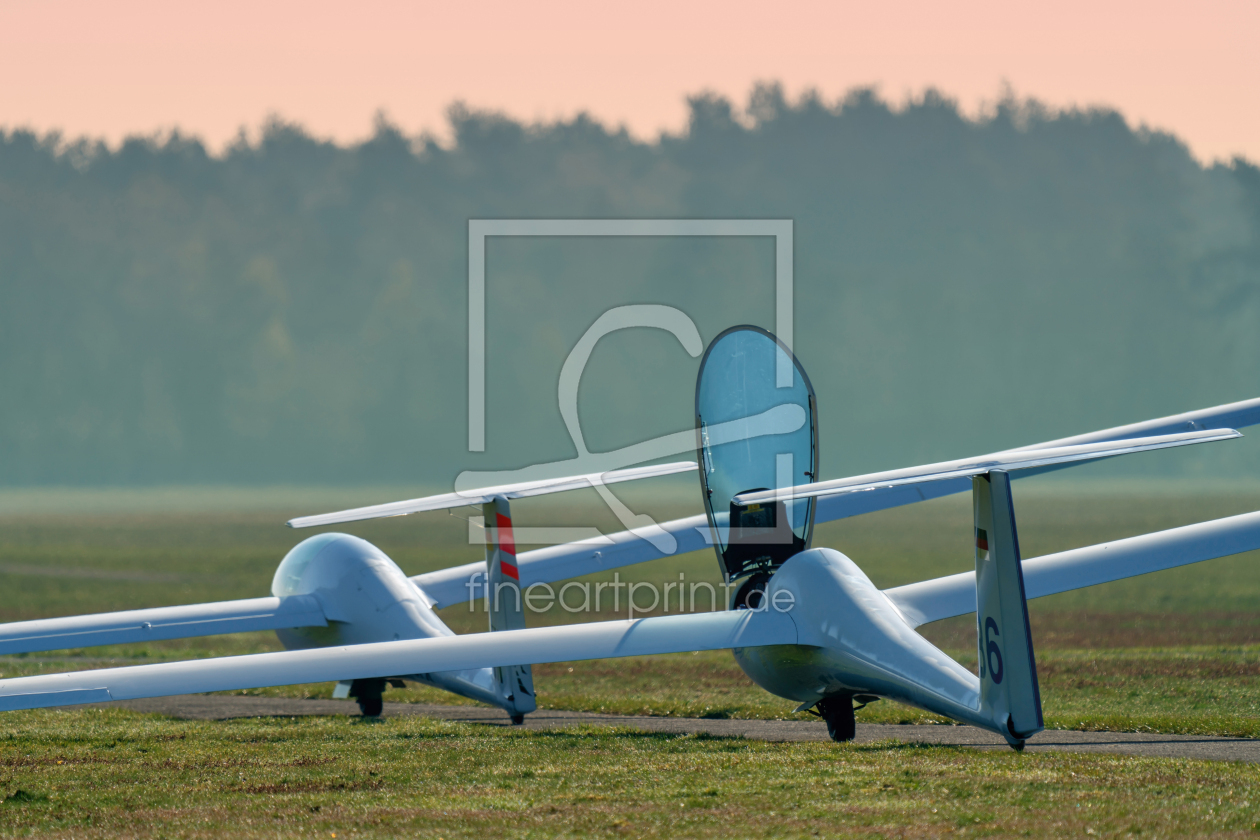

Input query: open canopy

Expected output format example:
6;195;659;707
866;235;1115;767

695;326;818;582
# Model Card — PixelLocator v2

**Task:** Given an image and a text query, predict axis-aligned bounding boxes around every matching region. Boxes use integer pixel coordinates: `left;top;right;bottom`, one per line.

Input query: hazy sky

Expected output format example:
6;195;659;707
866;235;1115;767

2;0;1257;163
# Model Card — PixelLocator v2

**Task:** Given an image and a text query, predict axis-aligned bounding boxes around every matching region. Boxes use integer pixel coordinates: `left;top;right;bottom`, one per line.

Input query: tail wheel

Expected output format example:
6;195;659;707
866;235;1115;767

816;694;856;742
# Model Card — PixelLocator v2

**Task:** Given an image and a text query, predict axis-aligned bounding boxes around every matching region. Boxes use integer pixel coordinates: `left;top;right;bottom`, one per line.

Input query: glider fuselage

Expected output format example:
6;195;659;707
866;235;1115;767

732;547;991;731
269;532;514;712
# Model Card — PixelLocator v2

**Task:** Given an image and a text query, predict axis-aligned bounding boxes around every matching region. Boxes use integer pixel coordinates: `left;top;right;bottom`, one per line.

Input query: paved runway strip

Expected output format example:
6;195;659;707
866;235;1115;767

101;695;1260;763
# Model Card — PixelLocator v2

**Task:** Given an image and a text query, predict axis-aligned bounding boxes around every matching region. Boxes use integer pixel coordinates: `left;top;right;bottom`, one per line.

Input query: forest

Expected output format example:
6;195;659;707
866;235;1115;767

2;84;1258;485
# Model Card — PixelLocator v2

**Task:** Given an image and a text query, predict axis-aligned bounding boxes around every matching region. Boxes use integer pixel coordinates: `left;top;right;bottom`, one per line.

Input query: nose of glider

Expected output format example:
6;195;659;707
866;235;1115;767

272;532;394;598
270;533;450;649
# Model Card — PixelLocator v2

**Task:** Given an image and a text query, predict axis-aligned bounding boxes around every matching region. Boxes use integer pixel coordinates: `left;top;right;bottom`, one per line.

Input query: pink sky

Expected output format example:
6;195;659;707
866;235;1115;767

2;0;1257;163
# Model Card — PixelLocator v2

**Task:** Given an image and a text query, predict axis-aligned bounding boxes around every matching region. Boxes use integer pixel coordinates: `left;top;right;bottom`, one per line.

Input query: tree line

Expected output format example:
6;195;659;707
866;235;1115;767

2;84;1259;486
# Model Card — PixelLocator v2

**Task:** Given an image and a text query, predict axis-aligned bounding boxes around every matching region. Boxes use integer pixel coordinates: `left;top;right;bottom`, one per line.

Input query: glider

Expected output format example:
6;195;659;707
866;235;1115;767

3;325;1260;749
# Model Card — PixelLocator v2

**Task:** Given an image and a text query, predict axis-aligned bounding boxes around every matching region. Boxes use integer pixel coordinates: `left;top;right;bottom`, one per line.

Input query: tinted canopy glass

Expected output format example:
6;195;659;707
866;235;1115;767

695;327;817;582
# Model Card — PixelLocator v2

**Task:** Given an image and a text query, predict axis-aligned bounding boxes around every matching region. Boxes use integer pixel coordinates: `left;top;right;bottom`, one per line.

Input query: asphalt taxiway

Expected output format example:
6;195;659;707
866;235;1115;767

101;695;1260;763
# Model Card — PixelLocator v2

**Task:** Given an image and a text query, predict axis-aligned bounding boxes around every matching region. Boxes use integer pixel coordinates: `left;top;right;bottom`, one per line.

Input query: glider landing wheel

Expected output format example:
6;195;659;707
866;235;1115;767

817;695;856;743
510;714;525;725
349;678;387;717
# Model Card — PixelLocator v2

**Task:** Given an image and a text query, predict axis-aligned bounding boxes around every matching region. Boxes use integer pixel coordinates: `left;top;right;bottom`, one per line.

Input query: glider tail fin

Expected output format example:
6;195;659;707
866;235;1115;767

483;496;536;721
973;471;1043;746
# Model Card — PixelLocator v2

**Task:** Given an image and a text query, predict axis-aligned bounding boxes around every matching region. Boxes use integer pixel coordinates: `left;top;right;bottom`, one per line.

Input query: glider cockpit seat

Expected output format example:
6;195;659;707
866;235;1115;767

725;494;804;609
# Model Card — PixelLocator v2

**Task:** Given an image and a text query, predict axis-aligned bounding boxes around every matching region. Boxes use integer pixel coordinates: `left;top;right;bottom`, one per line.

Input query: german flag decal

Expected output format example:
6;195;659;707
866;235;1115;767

976;528;989;551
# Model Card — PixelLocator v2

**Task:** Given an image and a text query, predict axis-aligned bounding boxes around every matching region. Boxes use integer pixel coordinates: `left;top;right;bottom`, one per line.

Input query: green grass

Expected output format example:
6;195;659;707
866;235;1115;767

1;484;1259;836
1;708;1259;839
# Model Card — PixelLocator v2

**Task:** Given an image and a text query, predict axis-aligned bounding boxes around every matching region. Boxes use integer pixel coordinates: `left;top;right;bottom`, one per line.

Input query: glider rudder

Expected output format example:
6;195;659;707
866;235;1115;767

484;495;536;722
973;470;1044;747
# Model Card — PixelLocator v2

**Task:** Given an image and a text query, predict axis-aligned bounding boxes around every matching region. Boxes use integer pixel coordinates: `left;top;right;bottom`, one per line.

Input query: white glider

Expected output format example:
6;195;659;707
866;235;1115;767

3;324;1260;748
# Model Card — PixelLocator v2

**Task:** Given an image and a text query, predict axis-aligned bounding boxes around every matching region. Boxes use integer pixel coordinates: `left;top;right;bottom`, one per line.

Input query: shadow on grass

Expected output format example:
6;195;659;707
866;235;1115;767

2;790;50;806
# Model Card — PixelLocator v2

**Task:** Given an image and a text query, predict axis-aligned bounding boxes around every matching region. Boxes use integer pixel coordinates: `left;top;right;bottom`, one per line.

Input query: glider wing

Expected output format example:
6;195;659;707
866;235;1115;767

287;461;697;528
403;400;1260;599
0;608;795;711
884;509;1260;628
776;396;1260;522
734;429;1239;507
0;596;328;656
412;426;1249;605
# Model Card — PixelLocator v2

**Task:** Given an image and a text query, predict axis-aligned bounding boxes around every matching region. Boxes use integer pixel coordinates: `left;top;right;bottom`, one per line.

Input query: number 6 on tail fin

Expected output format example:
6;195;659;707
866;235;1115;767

973;470;1044;747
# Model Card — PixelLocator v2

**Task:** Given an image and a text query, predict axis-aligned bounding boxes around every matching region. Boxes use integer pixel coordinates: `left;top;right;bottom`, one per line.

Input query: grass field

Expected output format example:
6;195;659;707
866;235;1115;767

3;710;1260;839
1;482;1259;837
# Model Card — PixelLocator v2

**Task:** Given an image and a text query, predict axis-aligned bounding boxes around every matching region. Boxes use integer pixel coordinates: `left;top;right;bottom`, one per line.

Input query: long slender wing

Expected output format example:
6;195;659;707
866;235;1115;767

415;399;1260;603
287;461;697;529
416;498;1015;607
1024;396;1260;450
409;430;1237;608
402;398;1260;605
0;596;327;655
734;429;1238;506
884;510;1260;627
811;397;1260;519
0;609;795;711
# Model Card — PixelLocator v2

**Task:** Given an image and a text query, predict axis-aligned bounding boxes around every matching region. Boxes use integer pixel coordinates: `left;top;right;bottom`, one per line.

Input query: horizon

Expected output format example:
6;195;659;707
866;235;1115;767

6;83;1243;169
1;0;1256;164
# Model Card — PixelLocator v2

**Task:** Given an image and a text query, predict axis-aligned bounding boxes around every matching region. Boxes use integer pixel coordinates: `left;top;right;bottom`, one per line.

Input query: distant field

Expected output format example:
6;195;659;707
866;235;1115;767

1;481;1259;737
